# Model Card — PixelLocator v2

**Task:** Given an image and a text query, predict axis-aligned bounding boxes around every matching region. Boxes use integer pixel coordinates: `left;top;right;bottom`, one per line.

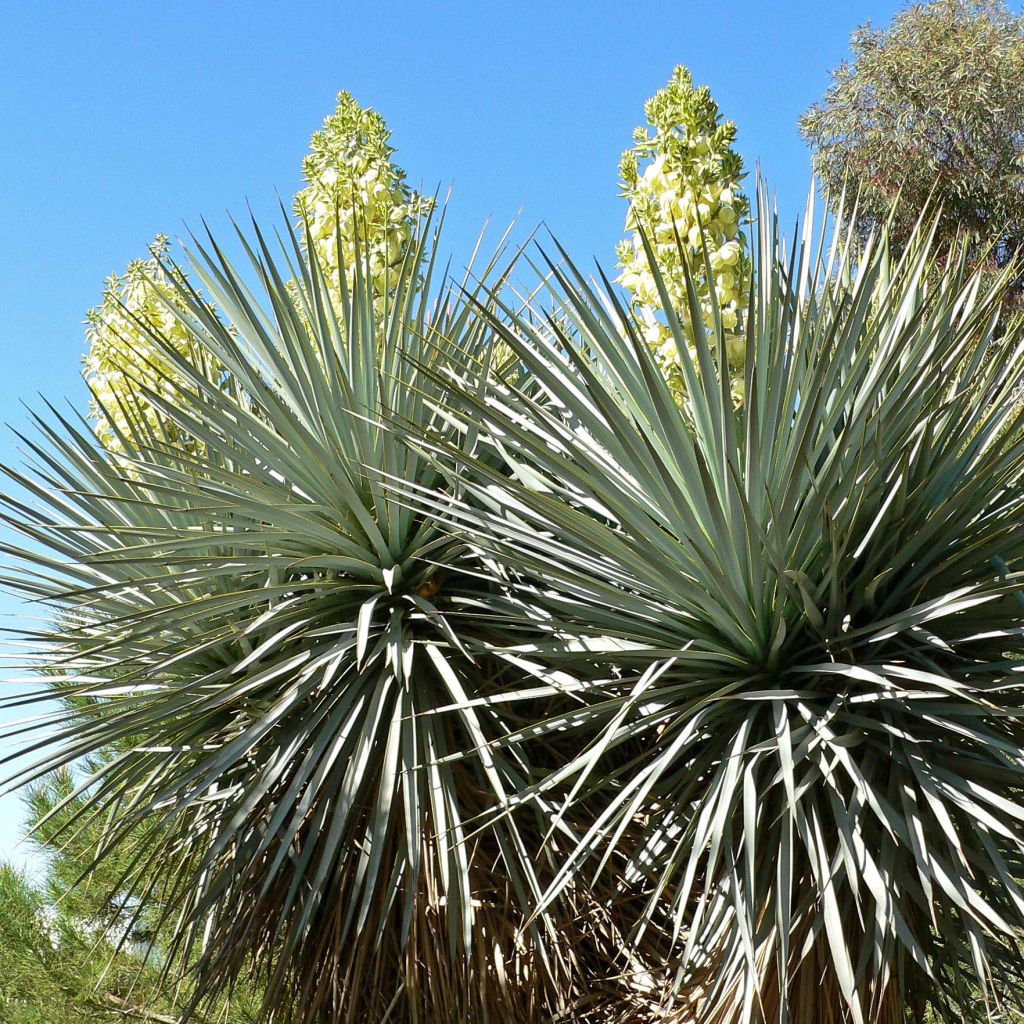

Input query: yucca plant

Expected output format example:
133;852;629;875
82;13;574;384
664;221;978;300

0;209;583;1023
6;175;1024;1024
394;189;1024;1022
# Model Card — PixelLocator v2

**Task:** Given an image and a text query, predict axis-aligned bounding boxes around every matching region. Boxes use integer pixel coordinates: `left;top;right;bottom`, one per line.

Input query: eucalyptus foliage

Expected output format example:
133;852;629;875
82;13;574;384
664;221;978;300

801;0;1024;278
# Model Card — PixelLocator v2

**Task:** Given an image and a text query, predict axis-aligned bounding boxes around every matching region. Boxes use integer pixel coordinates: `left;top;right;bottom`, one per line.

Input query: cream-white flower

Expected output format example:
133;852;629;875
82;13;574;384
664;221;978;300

82;237;216;453
86;93;429;454
616;66;751;404
294;92;431;317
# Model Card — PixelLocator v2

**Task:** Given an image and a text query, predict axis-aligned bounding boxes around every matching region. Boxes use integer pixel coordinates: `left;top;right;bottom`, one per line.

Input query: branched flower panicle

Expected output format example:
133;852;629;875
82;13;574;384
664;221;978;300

617;66;751;401
83;236;209;452
295;91;432;314
85;94;429;454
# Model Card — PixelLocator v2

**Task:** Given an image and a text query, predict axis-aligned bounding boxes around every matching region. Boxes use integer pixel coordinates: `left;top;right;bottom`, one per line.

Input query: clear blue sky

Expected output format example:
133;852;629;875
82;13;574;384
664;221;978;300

0;0;921;868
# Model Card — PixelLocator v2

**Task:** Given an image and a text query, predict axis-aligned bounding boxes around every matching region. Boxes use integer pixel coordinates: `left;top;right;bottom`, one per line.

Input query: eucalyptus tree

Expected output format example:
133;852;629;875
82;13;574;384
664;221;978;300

801;0;1024;298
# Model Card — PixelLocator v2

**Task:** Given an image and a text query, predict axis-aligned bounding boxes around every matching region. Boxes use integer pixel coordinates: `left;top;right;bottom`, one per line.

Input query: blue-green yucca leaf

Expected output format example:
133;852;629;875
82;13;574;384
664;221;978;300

397;184;1024;1023
0;209;573;1023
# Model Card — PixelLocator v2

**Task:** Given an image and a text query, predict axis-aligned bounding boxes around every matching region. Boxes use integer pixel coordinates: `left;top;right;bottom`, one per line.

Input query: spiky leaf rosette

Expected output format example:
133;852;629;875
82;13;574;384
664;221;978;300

0;212;566;1023
400;190;1024;1022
